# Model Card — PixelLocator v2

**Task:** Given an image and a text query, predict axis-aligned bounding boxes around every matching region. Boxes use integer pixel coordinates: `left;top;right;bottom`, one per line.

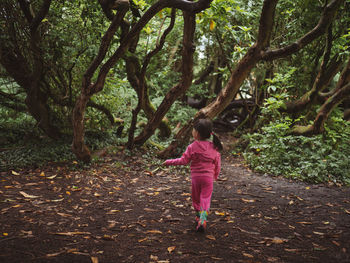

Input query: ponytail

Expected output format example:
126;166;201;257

211;132;223;151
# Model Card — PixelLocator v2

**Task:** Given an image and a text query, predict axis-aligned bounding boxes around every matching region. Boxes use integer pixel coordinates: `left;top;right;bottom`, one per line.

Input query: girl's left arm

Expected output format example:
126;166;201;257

214;152;221;180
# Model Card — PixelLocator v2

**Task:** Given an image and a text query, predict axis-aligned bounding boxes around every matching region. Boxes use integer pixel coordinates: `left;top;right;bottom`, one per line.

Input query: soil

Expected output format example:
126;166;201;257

1;136;350;263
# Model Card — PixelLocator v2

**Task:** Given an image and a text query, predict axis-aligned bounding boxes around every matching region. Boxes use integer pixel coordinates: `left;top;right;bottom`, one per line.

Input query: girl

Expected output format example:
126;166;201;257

163;119;222;232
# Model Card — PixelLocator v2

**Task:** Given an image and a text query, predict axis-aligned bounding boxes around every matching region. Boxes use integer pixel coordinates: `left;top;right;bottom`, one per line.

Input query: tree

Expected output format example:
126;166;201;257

71;0;213;162
0;1;116;138
159;0;345;157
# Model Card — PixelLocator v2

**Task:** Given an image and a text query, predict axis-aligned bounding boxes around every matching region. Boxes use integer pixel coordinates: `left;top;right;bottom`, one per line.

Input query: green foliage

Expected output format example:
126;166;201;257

0;121;121;171
243;114;350;186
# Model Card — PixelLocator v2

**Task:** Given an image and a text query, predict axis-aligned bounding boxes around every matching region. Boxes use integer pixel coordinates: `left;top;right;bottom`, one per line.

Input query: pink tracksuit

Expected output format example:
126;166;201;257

164;140;221;212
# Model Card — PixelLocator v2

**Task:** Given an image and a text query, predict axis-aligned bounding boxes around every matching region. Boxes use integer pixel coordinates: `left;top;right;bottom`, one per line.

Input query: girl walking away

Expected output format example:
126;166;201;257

163;119;222;232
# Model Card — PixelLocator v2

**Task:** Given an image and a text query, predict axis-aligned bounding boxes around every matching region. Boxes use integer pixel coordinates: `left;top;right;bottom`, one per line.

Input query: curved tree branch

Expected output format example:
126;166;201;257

262;0;344;61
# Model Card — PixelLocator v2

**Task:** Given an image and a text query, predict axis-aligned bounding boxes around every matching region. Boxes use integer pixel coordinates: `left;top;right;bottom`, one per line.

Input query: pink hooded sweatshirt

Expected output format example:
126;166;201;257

165;140;221;180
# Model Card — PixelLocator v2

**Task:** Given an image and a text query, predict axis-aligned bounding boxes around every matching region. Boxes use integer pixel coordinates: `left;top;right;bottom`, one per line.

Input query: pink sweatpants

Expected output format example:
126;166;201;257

191;176;213;212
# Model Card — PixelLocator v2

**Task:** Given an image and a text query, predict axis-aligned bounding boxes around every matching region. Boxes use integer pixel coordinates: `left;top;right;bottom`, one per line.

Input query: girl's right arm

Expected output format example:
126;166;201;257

163;144;192;166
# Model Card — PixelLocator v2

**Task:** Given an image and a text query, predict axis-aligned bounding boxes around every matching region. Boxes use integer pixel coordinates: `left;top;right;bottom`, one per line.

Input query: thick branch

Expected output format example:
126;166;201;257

87;101;115;125
262;0;344;60
30;0;52;34
292;83;350;135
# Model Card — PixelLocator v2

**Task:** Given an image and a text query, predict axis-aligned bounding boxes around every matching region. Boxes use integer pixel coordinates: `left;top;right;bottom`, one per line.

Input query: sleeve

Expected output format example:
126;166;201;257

164;144;193;166
214;152;221;180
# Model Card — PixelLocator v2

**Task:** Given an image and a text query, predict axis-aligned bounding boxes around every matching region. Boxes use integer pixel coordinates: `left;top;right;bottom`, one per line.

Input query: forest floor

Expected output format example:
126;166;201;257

1;135;350;263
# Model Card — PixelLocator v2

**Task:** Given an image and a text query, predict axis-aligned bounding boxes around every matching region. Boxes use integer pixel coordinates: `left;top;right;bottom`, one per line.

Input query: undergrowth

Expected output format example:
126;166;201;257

0;121;122;171
243;116;350;186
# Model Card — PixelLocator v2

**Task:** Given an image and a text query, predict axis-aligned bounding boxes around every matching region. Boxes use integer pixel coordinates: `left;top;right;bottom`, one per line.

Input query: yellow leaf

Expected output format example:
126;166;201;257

40;172;45;177
11;171;20;175
206;235;216;240
344;209;350;215
91;256;99;263
107;210;120;214
167;246;176;253
19;191;40;199
94;193;101;197
138;237;148;243
3;233;8;236
242;198;255;203
209;20;216;31
313;231;324;236
73;161;78;164
270;237;288;244
243;252;254;258
147;230;163;234
66;191;71;195
215;211;226;216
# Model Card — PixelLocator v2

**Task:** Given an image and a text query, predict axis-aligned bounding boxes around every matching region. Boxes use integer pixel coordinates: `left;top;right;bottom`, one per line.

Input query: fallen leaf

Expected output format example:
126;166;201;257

91;256;98;263
313;242;327;251
11;171;20;175
284;248;299;252
296;221;312;225
107;210;120;214
167;246;176;253
40;172;45;177
215;211;226;216
241;198;255;203
313;231;324;236
54;231;91;236
19;191;40;199
242;252;254;258
150;255;158;260
332;240;340;246
57;212;71;217
47;174;57;179
146;230;162;234
270;237;288;244
206;235;216;240
296;196;304;201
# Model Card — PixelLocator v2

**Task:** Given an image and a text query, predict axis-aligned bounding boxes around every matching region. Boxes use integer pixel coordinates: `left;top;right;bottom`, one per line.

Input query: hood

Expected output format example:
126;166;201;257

192;140;218;160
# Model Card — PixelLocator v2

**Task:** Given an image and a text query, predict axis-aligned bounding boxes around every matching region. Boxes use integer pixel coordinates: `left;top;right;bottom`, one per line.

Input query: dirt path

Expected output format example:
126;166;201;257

0;150;349;263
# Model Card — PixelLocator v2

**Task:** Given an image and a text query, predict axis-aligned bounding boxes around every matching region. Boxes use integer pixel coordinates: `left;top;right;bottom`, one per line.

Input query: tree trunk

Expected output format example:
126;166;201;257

72;92;91;162
134;10;196;146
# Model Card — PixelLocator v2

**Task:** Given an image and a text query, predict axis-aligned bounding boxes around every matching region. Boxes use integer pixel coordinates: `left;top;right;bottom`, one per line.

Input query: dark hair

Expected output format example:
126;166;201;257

194;119;223;151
